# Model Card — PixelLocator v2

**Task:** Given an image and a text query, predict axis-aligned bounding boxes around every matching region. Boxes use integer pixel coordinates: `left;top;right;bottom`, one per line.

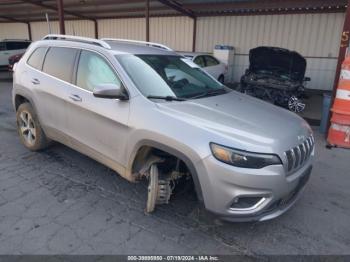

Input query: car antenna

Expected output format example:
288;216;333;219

45;13;52;34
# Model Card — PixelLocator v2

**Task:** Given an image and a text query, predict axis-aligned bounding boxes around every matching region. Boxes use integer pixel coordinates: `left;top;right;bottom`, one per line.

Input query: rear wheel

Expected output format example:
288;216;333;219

16;102;50;151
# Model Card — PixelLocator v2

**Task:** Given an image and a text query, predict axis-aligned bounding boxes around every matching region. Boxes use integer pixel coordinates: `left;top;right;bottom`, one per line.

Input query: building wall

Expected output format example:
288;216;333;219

0;13;345;90
0;23;29;40
98;16;193;51
30;20;95;40
150;16;193;51
196;13;345;90
98;18;146;41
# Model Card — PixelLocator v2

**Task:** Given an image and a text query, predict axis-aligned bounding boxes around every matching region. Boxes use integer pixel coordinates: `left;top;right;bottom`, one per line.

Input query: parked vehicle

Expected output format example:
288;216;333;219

13;35;314;222
8;52;24;71
240;46;310;113
179;52;227;83
0;39;31;69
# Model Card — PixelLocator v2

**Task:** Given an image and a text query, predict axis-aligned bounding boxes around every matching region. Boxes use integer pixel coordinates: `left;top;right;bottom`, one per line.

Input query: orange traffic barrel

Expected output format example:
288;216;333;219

327;56;350;148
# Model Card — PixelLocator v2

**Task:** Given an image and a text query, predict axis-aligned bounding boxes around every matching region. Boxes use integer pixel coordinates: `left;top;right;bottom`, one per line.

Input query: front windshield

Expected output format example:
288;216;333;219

115;54;225;99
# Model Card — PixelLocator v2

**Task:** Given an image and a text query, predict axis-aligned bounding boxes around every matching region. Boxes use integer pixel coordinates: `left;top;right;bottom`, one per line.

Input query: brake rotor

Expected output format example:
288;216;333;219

146;164;172;213
288;96;306;113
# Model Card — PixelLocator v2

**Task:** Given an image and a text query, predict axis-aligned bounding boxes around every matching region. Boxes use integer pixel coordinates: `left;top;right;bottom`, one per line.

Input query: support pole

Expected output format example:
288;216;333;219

27;22;32;41
56;0;65;34
145;0;150;41
327;0;350;135
192;17;196;52
94;20;98;39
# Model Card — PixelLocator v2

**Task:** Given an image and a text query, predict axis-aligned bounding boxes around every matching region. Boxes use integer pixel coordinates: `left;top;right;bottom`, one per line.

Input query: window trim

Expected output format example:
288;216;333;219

25;45;130;98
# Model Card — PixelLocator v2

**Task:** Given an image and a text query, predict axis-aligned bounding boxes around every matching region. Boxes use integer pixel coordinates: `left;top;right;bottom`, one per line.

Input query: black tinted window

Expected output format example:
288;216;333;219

204;56;219;66
0;42;6;51
43;47;78;83
6;41;30;50
193;56;205;67
27;47;47;70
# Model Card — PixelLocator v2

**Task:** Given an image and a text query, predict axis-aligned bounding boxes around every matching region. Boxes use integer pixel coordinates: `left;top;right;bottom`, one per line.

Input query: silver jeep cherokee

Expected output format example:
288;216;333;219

12;34;314;222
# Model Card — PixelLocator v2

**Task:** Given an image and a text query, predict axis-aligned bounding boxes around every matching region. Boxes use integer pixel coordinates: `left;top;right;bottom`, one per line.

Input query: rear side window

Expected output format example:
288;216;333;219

43;47;78;83
27;47;48;70
204;56;219;66
193;56;205;67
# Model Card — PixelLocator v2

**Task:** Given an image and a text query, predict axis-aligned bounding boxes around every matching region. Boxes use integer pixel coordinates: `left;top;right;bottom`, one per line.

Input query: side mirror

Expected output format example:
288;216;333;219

93;83;128;100
304;77;311;82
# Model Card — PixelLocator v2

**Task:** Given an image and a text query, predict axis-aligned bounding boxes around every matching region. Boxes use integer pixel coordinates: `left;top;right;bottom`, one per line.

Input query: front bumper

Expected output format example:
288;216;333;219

196;155;313;222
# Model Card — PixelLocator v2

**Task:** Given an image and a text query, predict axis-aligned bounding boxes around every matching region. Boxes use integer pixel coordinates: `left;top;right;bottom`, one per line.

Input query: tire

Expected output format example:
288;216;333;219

218;75;224;84
16;102;50;151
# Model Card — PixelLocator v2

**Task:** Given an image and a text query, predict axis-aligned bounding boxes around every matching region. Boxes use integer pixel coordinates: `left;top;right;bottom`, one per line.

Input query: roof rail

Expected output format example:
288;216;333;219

101;38;173;51
42;34;111;49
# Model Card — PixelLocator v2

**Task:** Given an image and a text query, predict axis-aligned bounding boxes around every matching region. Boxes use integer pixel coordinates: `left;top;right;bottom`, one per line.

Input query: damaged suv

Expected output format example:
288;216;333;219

240;46;310;113
13;35;314;222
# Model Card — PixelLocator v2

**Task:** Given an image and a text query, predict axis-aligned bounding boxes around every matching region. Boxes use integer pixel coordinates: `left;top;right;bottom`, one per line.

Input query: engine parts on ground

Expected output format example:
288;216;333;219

240;46;310;113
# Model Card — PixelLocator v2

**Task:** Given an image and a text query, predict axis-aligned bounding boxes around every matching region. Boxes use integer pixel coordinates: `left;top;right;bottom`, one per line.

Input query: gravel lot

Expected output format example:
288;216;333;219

1;76;350;255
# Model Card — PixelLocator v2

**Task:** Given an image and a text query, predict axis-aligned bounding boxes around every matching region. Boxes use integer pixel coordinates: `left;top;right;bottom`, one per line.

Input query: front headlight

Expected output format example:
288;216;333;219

210;143;282;169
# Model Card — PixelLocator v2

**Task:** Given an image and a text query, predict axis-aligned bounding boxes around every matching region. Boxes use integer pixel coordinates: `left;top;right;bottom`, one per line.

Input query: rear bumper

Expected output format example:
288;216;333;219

196;154;313;222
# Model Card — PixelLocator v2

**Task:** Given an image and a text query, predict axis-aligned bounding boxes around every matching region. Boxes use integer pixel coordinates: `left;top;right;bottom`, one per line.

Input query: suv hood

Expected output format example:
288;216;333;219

157;91;311;152
249;46;306;82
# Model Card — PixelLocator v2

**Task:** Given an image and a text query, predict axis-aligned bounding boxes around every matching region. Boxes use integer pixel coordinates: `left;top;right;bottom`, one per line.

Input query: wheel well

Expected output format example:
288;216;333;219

130;144;204;202
15;95;30;111
131;146;189;176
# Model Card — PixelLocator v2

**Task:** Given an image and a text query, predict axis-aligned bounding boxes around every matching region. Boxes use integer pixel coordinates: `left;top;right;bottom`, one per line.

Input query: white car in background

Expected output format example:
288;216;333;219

179;52;227;83
0;39;31;68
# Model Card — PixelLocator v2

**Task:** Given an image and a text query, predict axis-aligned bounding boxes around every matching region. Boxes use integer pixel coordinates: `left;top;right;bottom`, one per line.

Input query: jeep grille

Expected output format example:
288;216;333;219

285;136;314;174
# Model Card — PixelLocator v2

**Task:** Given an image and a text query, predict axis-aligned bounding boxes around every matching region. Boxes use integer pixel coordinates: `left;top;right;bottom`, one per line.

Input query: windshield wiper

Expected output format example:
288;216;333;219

147;95;186;101
189;88;227;99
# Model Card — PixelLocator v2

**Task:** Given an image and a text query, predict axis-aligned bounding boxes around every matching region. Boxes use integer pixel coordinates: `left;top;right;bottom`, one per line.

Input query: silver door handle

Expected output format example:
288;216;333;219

69;94;82;102
31;78;40;85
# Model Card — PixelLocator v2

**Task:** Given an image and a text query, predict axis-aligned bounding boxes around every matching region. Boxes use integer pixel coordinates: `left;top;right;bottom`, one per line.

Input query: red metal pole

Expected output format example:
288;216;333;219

56;0;65;34
327;0;350;135
145;0;149;41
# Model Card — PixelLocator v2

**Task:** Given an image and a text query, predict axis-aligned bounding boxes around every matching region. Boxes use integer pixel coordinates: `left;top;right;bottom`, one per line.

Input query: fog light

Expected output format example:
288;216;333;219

230;196;265;210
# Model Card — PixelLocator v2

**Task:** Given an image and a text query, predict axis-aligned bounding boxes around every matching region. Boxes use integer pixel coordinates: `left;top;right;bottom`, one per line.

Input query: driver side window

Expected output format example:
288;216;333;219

76;50;121;92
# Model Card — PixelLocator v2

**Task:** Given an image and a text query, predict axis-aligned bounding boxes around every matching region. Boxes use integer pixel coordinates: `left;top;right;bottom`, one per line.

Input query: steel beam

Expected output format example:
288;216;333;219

21;0;95;21
146;0;150;41
0;15;26;23
157;0;195;18
183;0;347;12
27;22;32;40
56;0;65;34
192;16;196;52
94;20;98;39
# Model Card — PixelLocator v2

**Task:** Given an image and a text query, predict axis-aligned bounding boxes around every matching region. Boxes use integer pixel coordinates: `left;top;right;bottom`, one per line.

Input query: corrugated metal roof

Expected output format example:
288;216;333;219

0;0;347;23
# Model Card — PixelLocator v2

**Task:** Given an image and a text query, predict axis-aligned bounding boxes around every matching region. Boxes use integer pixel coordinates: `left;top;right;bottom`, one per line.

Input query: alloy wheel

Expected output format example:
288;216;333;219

18;111;36;146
